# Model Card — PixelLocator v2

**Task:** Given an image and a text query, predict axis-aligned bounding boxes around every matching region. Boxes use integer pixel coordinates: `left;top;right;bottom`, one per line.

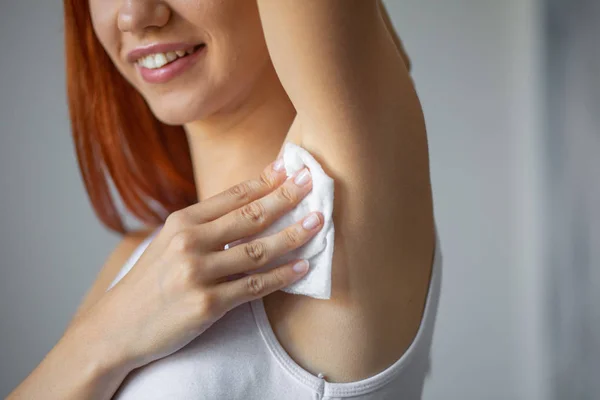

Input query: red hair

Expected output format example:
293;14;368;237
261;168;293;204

63;0;197;234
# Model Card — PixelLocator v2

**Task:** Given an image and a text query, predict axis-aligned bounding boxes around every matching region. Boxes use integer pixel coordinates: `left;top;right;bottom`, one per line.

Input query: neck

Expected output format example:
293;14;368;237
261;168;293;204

184;65;295;201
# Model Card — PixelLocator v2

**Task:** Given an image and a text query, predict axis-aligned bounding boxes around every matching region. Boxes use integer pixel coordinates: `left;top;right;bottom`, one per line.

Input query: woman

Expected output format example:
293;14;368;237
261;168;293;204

8;0;440;399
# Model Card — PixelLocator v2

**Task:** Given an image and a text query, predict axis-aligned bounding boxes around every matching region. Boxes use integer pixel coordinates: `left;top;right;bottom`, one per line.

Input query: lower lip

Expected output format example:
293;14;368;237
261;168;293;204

136;45;206;84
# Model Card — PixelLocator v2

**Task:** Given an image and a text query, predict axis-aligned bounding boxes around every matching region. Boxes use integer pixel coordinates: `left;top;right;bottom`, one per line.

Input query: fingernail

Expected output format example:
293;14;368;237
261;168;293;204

293;260;309;273
294;168;311;186
273;157;285;171
302;213;320;230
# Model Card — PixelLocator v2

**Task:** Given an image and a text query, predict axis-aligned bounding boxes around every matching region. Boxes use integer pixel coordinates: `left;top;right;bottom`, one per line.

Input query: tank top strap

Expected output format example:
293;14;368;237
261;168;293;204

106;226;163;292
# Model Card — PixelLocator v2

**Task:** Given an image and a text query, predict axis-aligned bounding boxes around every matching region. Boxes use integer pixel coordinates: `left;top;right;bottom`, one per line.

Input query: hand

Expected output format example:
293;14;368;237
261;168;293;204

83;158;322;371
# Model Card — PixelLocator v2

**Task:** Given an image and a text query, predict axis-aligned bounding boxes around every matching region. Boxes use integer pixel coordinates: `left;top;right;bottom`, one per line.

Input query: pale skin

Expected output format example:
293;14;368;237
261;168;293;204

8;0;433;398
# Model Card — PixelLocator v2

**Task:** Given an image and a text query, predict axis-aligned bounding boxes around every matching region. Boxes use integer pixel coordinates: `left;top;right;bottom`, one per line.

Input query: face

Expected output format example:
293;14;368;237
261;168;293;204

89;0;272;125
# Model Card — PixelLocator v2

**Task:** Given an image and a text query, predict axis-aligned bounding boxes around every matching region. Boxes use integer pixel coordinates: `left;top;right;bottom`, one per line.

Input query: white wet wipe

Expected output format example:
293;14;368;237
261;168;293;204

224;142;335;299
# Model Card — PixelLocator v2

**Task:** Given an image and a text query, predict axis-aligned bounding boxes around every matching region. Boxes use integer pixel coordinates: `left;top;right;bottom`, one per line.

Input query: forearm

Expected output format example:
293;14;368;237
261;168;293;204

7;317;131;400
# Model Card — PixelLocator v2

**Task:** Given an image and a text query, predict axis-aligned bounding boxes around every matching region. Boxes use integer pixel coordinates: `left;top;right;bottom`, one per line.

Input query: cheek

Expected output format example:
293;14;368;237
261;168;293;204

89;2;124;70
208;7;270;84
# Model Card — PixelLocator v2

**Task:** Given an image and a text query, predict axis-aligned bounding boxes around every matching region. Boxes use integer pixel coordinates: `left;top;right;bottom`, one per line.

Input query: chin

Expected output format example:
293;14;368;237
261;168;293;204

151;106;201;126
138;62;266;126
145;92;216;126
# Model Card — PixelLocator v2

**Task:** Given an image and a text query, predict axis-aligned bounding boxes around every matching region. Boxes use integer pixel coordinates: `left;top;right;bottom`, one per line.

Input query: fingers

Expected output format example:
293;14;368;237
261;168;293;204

204;167;314;249
217;259;310;311
182;158;288;225
203;211;323;279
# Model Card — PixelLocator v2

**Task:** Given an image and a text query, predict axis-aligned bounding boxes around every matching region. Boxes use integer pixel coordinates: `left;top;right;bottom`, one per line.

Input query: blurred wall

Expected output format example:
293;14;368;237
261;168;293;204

545;0;600;397
384;1;547;399
0;1;546;399
0;0;122;395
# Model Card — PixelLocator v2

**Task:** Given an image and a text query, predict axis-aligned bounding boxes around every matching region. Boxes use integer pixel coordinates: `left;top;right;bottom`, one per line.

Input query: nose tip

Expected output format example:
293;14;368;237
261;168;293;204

117;2;170;33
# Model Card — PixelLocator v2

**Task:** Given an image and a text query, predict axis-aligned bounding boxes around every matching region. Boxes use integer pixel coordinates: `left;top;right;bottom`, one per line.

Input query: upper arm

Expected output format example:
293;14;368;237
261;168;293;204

257;0;434;299
257;1;436;382
66;230;153;329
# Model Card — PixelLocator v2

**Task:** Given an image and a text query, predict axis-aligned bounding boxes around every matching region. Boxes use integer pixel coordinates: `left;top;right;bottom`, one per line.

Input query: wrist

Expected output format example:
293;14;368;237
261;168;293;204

62;312;134;383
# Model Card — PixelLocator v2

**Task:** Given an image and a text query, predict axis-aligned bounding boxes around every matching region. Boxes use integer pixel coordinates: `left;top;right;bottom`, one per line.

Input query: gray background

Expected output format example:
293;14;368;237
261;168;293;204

545;0;600;398
0;1;552;399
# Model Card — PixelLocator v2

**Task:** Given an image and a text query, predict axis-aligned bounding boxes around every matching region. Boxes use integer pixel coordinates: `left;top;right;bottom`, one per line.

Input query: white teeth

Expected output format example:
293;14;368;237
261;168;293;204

145;56;156;69
137;46;201;69
166;51;177;62
137;47;200;69
154;53;168;68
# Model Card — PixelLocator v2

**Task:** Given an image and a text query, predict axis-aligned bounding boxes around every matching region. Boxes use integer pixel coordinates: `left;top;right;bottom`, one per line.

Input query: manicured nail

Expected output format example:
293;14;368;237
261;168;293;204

302;213;320;230
293;260;309;273
273;157;285;171
294;168;311;186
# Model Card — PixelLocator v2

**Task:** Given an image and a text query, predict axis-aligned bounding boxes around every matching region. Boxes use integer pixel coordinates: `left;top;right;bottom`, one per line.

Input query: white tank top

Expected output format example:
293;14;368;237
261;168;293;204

105;224;442;400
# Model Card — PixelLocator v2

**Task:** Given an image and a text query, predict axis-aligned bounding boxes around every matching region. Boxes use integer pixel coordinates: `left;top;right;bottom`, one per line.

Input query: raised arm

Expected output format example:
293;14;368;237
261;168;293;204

256;0;435;382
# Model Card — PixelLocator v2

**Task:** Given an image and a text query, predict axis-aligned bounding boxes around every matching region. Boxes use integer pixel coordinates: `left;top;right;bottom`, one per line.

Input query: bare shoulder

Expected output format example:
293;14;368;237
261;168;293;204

66;228;156;328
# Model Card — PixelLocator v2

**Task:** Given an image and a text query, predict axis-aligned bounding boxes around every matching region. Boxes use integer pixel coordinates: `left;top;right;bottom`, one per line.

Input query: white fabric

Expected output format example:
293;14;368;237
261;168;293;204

224;142;335;300
105;223;442;400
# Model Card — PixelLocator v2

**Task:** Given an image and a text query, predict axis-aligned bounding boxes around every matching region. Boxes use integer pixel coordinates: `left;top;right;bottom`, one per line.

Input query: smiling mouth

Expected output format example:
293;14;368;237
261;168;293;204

135;44;206;70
